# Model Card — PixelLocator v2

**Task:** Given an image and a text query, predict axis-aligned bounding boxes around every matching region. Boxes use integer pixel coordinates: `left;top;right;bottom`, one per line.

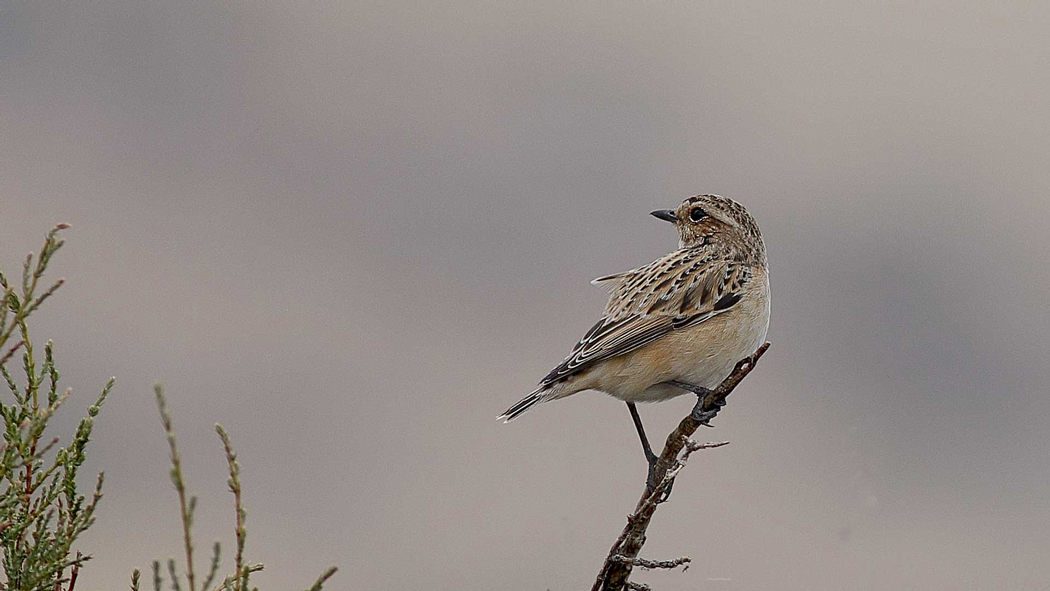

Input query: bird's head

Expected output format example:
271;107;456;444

650;195;764;259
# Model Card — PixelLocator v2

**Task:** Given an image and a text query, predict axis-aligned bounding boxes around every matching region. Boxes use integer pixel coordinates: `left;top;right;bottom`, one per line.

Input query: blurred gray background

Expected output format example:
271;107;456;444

2;2;1049;590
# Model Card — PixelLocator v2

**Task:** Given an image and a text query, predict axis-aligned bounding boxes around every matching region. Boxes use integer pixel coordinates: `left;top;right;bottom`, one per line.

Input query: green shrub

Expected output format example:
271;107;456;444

0;224;109;591
134;386;337;591
1;226;337;591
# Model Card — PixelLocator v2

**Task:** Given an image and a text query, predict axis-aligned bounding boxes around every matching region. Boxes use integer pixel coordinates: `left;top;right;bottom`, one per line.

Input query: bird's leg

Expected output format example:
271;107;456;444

667;380;725;426
626;402;657;466
626;402;666;496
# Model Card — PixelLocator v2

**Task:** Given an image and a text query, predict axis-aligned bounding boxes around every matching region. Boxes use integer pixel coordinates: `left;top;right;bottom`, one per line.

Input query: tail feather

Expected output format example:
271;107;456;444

498;387;548;422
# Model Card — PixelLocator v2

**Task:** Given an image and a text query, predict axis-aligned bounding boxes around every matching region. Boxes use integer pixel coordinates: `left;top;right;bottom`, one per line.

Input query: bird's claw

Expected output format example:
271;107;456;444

690;396;725;426
646;459;675;503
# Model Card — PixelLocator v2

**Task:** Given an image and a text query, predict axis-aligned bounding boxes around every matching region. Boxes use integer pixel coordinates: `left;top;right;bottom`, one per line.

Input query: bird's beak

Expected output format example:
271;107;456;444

650;209;678;223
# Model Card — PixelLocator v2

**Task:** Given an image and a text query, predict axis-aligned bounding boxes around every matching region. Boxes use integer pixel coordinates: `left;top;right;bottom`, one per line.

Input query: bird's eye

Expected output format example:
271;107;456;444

689;208;707;222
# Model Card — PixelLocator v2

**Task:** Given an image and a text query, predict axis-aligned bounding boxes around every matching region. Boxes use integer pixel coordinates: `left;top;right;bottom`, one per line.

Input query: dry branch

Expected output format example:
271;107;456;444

610;555;691;570
592;342;771;591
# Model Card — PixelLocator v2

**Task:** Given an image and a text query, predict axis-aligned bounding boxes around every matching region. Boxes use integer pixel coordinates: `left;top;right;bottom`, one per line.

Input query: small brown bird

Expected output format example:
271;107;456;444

500;195;770;489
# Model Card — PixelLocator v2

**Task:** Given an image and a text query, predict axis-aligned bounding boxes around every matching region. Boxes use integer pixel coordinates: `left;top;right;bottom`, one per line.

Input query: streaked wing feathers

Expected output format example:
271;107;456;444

590;271;629;292
541;247;753;386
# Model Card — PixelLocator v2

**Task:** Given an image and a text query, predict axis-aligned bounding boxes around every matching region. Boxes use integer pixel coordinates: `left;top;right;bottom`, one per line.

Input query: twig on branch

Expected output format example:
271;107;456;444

66;552;82;591
610;555;691;571
0;340;24;368
592;342;771;591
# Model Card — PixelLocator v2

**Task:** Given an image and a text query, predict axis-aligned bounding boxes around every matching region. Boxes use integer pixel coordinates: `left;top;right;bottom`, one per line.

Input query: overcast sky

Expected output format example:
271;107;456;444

2;2;1050;590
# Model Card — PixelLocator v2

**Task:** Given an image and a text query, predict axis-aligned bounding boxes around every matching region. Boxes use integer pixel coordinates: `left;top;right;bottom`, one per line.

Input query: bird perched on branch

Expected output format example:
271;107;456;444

499;194;770;491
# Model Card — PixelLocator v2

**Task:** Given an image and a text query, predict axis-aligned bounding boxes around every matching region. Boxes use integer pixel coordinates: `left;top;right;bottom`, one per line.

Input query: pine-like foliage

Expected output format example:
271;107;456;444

131;389;337;591
1;225;337;591
0;225;110;591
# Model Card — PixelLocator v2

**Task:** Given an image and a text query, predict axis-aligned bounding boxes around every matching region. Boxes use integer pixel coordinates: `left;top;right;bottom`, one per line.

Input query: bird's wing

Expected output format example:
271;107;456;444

541;247;752;386
590;270;630;292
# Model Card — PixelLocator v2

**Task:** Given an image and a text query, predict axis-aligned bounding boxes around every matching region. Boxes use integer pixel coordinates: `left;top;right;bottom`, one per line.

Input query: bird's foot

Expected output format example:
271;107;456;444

645;458;675;503
690;397;725;426
667;381;724;427
642;461;676;503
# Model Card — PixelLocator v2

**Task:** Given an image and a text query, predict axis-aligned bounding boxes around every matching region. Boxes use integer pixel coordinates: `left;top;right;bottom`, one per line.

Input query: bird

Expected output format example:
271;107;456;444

499;194;770;491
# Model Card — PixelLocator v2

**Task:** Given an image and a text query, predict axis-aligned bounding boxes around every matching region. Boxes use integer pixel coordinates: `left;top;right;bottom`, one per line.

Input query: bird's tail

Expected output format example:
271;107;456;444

498;386;549;422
